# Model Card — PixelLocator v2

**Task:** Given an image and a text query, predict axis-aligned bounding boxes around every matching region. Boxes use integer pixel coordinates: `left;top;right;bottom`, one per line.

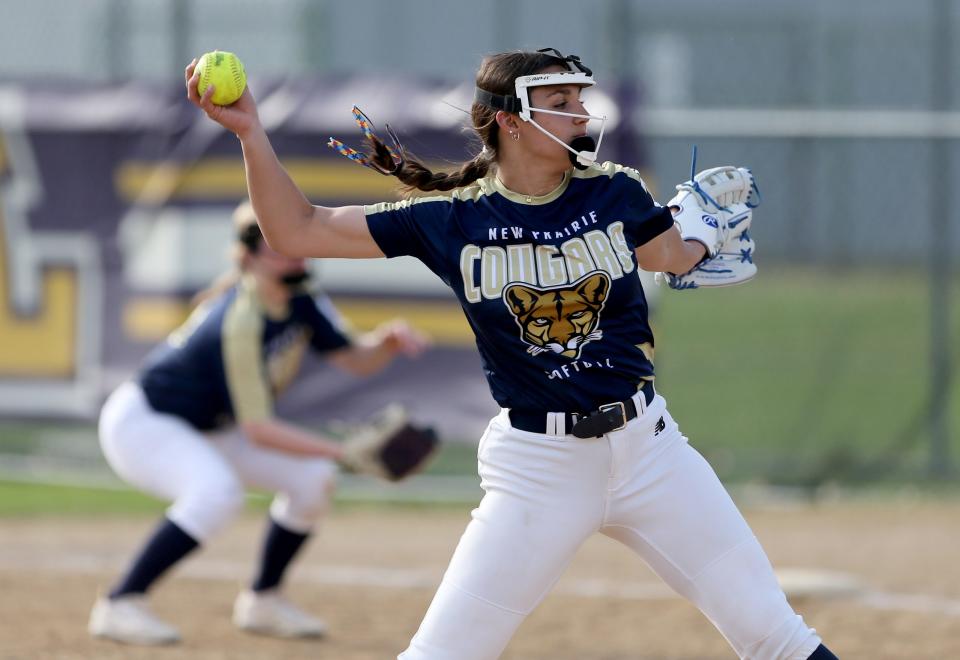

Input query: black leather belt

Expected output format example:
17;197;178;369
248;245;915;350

509;381;655;439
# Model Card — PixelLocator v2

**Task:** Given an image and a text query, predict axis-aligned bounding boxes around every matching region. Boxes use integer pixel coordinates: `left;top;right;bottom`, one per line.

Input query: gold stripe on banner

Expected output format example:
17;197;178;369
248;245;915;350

0;226;77;376
122;295;475;347
115;159;402;203
123;297;191;342
331;298;474;346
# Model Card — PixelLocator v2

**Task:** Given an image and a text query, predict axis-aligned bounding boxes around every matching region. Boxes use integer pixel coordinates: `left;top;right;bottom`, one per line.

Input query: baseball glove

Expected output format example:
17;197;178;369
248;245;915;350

658;165;760;289
657;217;756;289
339;405;439;481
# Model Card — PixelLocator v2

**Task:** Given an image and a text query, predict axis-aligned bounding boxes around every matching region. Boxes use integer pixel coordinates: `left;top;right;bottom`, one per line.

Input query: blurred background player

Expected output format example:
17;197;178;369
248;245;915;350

88;201;427;646
186;48;838;660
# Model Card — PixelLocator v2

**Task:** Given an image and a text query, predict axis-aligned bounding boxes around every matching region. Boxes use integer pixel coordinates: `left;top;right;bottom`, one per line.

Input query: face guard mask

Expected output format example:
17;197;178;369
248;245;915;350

474;47;607;169
280;270;311;289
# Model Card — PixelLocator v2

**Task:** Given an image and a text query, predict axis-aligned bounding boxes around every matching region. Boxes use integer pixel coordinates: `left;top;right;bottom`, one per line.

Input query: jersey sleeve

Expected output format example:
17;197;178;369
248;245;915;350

363;196;452;277
221;293;273;423
305;293;352;353
615;167;675;247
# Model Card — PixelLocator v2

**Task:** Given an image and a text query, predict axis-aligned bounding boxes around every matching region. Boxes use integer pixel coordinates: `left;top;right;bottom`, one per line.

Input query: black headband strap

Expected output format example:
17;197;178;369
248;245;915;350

536;47;593;76
474;47;593;113
474;87;523;113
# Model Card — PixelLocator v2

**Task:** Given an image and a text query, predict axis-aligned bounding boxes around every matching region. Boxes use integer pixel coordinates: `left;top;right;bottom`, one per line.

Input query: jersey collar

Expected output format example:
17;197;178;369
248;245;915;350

484;169;571;205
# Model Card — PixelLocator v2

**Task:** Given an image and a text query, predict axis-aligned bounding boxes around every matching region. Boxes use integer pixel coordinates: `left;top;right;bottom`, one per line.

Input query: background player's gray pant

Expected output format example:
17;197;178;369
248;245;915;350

400;396;822;660
100;382;336;541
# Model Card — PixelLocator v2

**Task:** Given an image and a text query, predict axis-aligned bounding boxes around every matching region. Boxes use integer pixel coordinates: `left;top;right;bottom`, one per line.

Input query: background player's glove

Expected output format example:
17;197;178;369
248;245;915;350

667;166;758;258
339;405;439;481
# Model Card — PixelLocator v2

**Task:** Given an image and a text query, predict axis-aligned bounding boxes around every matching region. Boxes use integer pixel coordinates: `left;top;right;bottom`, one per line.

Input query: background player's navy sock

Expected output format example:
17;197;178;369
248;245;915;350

808;644;839;659
109;517;199;598
251;518;310;592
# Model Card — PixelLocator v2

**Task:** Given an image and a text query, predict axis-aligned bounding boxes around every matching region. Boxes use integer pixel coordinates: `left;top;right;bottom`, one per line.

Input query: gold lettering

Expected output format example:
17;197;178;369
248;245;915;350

584;230;624;279
481;246;508;299
535;245;567;287
460;245;481;303
560;238;597;281
506;244;537;285
607;221;635;274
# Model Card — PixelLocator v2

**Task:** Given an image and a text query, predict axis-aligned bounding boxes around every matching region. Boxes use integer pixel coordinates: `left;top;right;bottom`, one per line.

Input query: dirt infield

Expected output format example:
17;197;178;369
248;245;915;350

1;498;958;659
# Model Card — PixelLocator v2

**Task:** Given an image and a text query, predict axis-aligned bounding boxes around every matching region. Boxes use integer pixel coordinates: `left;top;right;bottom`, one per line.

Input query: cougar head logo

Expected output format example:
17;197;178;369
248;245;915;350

503;271;610;359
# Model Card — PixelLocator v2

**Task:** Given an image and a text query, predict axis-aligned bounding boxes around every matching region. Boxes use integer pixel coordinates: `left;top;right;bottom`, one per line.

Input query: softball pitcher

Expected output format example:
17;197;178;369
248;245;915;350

187;48;838;660
89;202;427;645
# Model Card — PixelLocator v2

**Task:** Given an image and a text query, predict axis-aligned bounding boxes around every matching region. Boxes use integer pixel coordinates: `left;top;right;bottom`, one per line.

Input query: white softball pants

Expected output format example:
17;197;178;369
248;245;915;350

400;395;821;660
98;381;336;542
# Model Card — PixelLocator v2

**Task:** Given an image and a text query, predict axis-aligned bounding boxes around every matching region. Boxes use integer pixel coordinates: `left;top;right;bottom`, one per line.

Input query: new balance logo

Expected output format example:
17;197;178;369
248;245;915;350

654;417;665;435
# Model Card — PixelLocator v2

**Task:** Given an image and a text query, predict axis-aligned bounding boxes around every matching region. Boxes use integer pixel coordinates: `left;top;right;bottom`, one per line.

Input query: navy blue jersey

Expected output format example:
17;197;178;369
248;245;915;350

365;162;673;413
139;277;351;430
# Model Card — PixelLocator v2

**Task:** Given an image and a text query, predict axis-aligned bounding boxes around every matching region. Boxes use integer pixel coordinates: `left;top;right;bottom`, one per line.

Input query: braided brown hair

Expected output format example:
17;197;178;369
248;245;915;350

364;50;566;193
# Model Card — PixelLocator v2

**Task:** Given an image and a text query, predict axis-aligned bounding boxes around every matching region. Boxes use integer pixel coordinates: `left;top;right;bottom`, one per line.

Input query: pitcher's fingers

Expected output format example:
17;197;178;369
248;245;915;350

184;58;197;82
200;86;223;121
198;84;217;111
186;72;202;103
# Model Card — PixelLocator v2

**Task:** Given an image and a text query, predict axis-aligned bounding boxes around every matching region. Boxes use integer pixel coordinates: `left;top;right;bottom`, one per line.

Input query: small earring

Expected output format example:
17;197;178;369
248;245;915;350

510;131;519;142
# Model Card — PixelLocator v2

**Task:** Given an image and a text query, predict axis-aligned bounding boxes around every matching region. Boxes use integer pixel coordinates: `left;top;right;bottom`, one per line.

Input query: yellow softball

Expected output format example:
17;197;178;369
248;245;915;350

196;50;246;106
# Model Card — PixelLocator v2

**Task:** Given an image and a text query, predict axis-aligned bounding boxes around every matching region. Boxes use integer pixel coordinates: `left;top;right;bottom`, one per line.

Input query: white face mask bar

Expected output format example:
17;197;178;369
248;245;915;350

514;71;607;168
473;48;608;169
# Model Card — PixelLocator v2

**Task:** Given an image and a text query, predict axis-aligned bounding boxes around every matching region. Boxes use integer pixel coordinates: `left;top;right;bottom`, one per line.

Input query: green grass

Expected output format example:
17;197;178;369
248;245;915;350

0;478;480;517
420;441;478;475
0;443;479;516
0;477;955;518
0;480;168;517
0;421;96;450
0;443;481;517
653;266;960;484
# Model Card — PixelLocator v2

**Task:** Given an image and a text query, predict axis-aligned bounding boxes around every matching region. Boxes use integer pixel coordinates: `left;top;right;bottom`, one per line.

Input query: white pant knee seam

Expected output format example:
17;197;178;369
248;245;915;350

687;534;756;584
446;580;529;617
602;524;757;587
602;523;692;581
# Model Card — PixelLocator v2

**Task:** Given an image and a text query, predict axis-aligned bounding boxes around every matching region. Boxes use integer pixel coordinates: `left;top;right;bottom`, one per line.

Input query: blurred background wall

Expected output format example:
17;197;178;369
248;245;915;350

2;0;958;261
0;0;957;486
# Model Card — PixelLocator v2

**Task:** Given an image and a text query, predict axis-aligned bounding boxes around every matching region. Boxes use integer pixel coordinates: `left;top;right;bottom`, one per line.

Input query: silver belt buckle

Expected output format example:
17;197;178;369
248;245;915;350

598;401;627;432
